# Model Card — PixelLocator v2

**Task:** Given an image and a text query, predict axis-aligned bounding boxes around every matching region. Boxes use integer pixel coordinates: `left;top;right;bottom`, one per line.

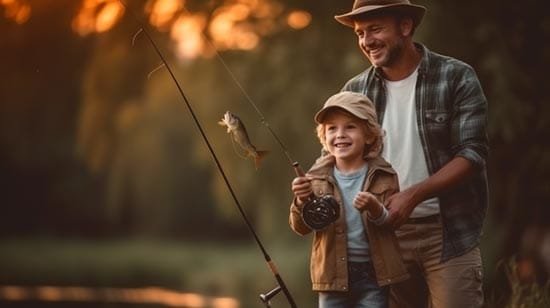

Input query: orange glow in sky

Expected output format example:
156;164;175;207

208;4;258;50
69;0;310;60
287;10;311;30
72;0;125;36
95;1;125;32
146;0;183;30
1;0;31;24
171;13;209;60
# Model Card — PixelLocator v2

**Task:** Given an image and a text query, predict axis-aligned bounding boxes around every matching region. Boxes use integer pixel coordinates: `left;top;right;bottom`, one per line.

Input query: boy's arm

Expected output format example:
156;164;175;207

289;198;313;235
354;192;389;225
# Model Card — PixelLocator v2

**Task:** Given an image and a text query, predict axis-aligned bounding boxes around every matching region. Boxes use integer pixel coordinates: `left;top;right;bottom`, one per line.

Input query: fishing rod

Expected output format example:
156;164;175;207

118;1;297;307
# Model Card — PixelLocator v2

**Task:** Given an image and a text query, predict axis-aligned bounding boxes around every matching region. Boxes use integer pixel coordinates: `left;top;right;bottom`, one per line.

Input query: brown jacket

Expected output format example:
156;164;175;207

289;155;409;291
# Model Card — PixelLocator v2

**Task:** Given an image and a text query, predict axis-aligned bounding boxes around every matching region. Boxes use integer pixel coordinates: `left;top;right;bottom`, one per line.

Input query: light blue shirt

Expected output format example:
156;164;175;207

333;165;370;262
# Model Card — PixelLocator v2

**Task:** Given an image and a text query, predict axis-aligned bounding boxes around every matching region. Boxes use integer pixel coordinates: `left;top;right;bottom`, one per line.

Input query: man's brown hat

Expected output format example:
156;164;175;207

335;0;426;28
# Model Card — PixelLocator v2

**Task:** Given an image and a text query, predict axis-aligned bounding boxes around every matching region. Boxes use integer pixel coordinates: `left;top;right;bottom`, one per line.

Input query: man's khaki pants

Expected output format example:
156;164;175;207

389;217;484;308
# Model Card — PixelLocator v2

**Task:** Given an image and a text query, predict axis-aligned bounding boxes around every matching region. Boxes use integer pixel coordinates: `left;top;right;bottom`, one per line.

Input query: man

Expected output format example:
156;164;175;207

334;1;489;307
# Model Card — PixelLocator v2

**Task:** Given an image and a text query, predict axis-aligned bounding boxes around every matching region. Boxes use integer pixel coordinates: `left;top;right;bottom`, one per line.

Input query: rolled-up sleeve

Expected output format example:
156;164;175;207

451;67;489;169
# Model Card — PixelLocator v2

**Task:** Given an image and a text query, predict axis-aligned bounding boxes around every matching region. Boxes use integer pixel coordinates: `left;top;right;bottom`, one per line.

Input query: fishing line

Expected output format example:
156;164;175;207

178;6;342;234
118;1;297;307
212;53;296;166
179;6;297;166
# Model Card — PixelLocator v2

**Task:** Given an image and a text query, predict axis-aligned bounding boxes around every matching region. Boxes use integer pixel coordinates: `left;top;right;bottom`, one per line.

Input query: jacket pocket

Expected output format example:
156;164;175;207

368;183;393;203
425;110;450;125
369;183;392;194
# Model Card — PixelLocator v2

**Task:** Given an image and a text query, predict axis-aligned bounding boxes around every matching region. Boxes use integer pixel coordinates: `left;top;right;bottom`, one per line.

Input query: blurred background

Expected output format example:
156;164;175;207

1;0;548;307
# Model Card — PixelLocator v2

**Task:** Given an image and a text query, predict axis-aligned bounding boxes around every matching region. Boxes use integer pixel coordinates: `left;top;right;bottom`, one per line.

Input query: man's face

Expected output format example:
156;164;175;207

353;15;410;68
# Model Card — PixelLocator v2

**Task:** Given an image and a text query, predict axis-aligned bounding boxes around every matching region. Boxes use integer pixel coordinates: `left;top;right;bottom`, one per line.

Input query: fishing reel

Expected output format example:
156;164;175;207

293;162;340;231
301;194;340;230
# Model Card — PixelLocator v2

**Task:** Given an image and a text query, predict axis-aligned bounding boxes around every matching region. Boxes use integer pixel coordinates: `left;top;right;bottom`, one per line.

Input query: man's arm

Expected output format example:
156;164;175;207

384;62;489;229
385;156;476;228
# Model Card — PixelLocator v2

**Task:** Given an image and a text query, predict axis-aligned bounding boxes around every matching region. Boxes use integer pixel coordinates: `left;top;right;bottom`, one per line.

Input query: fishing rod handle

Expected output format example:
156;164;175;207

292;161;306;177
265;259;298;307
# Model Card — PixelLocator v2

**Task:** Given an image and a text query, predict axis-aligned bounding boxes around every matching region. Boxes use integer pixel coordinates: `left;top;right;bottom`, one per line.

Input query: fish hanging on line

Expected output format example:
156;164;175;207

218;111;269;170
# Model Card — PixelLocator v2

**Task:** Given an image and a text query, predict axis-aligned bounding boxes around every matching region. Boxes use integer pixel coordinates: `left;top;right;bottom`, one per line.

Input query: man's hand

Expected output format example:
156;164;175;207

385;187;420;229
386;157;477;229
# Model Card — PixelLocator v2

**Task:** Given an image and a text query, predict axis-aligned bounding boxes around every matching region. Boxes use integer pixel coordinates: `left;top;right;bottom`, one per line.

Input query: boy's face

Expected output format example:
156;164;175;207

323;111;372;167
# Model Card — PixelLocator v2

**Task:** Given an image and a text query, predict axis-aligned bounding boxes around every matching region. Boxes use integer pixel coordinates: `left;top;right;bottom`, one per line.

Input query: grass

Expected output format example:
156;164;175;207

484;256;550;308
500;257;549;308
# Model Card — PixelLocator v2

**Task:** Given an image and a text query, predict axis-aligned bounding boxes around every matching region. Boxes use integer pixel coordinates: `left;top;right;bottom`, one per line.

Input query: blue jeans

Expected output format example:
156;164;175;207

319;262;388;308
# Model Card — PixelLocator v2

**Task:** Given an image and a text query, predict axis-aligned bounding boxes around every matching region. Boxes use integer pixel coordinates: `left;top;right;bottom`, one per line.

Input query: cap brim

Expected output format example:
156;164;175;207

314;105;368;124
335;4;426;28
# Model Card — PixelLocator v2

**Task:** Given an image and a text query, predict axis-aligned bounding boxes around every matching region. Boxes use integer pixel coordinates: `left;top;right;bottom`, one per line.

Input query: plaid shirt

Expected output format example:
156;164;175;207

342;43;489;261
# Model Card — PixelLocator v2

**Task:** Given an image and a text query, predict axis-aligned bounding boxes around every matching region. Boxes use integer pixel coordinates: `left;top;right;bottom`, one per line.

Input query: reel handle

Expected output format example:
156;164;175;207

259;285;282;307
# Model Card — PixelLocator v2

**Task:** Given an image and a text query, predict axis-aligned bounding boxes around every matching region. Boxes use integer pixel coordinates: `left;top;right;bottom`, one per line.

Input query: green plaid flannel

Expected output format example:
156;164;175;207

342;43;489;261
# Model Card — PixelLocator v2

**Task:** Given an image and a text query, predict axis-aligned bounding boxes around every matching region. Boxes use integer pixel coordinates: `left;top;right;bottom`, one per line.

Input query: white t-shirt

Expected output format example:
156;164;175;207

381;69;440;217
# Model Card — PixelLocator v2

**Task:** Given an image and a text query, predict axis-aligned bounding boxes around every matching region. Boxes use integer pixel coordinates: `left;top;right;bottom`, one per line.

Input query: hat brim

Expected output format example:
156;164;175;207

335;4;426;28
314;105;369;124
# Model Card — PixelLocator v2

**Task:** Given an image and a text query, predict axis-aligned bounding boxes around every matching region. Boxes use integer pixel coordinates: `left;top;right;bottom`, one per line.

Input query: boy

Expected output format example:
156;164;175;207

290;91;408;307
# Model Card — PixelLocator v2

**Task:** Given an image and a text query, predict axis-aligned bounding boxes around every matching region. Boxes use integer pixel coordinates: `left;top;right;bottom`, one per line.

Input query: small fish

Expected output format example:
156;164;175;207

218;111;268;169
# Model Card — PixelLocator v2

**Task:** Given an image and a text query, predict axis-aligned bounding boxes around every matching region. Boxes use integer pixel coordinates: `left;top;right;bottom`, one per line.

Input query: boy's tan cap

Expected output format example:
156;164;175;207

315;91;377;124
